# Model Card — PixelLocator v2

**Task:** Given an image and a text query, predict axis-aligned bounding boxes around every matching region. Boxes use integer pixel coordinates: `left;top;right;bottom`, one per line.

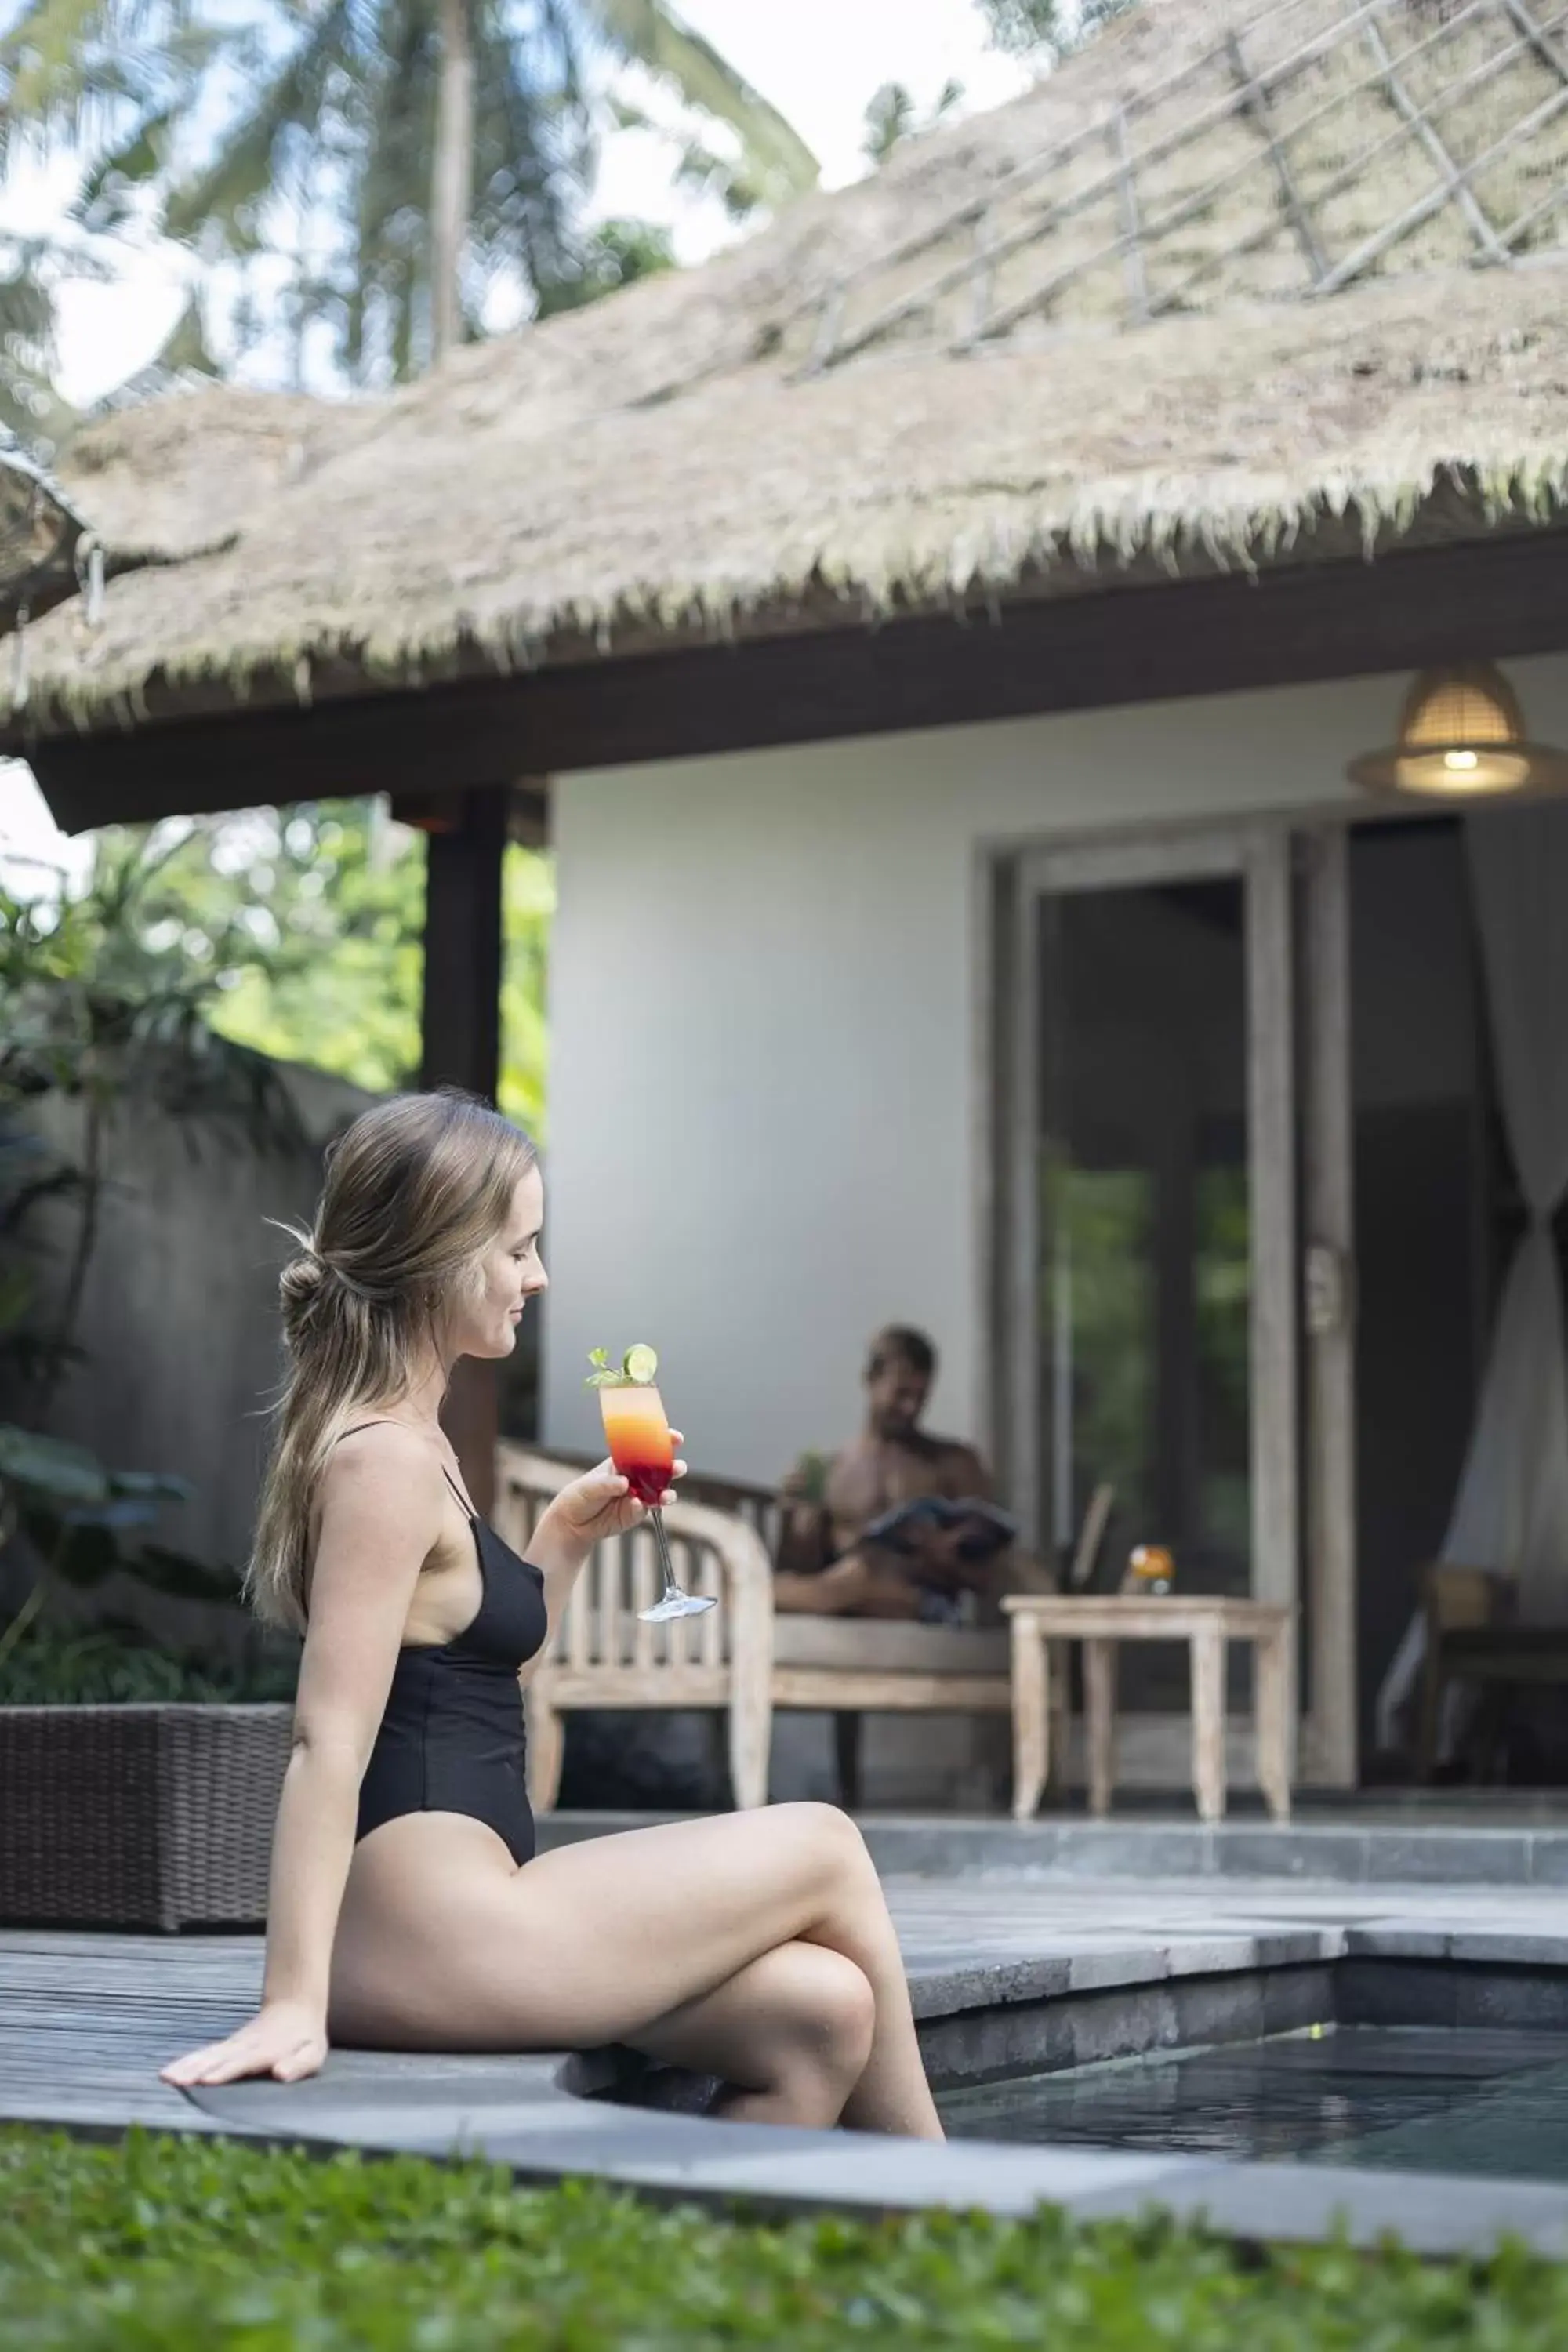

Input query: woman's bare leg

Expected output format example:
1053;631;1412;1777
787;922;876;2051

627;1942;876;2127
333;1803;944;2139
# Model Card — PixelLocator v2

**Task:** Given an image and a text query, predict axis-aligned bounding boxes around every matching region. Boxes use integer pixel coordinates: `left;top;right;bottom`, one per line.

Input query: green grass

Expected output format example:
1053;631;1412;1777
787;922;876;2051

2;2125;1566;2348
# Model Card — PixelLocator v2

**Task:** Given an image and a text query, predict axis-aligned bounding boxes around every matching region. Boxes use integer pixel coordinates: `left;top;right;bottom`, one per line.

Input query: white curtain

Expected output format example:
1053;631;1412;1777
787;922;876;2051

1376;802;1568;1751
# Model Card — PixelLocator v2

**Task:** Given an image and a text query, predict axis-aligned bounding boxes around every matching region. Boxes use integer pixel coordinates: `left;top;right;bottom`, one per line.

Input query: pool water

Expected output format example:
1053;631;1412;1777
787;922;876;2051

938;2027;1568;2180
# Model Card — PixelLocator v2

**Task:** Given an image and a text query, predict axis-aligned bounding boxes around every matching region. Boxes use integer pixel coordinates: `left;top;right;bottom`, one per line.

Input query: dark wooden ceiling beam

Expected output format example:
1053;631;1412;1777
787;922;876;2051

27;526;1568;833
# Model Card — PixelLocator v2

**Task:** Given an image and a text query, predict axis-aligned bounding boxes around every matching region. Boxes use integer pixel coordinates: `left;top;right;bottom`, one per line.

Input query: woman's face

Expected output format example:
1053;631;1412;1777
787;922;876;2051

452;1165;547;1361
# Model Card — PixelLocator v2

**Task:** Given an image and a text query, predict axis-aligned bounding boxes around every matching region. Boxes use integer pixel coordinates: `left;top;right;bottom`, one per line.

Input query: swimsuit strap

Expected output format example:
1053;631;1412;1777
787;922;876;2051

439;1462;478;1523
336;1420;477;1523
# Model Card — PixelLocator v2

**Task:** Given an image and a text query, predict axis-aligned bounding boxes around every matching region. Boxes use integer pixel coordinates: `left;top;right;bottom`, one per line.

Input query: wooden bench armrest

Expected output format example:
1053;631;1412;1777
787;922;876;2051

498;1444;779;1813
495;1442;777;1659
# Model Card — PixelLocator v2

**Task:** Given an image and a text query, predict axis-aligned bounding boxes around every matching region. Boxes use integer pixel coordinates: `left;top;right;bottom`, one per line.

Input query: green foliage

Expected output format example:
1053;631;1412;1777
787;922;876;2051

862;78;964;168
106;800;550;1134
0;1618;296;1700
498;833;550;1136
1;826;306;1409
978;0;1141;71
0;0;232;440
132;0;815;385
0;1429;233;1611
590;0;816;209
0;829;305;1650
160;0;589;384
0;238;69;445
2;2128;1567;2347
0;0;815;412
534;212;675;314
125;803;430;1101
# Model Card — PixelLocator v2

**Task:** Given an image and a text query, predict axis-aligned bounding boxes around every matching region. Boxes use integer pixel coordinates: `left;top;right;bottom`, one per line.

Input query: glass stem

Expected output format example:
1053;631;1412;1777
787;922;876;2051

650;1508;680;1596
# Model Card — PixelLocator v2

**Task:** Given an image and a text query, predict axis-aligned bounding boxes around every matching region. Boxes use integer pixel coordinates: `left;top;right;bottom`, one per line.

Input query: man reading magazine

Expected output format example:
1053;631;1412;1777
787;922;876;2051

772;1325;1054;1622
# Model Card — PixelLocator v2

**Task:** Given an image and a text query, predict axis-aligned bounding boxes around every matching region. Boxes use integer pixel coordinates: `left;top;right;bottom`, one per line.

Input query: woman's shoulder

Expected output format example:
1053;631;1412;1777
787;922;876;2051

325;1417;447;1505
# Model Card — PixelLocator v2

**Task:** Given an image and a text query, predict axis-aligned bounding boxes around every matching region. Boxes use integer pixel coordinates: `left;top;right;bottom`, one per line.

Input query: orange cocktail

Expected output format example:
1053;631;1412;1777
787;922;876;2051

587;1345;716;1622
597;1381;676;1510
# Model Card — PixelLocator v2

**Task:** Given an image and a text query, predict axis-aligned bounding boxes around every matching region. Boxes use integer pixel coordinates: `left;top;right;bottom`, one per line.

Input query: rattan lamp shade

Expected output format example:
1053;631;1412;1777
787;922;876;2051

1348;662;1568;799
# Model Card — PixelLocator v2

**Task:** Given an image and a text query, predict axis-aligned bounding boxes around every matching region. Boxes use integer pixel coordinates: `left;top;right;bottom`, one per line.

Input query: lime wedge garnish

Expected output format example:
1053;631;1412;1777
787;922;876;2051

623;1344;659;1385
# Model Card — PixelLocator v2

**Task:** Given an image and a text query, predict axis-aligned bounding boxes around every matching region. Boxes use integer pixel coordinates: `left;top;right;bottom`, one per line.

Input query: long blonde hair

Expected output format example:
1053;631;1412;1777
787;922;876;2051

249;1089;535;1630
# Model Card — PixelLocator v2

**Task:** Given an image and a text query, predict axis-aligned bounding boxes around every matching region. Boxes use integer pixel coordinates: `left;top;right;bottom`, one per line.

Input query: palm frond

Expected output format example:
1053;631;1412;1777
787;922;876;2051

0;0;201;169
587;0;817;200
161;0;356;246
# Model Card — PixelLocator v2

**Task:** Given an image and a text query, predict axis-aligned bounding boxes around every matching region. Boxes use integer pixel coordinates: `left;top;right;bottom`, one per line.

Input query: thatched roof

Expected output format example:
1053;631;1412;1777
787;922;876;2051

10;0;1568;742
0;435;84;641
63;387;368;568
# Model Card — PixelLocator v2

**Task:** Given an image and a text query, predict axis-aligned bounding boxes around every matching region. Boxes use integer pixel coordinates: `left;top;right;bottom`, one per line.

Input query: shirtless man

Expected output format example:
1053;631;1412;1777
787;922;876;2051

772;1326;1051;1620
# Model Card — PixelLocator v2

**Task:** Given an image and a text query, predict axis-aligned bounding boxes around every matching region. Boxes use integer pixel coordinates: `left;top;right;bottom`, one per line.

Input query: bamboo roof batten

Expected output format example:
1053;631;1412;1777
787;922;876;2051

1314;50;1568;292
1111;107;1152;321
1149;0;1568;318
805;279;844;376
1225;24;1329;285
830;0;1407;364
1359;16;1509;266
962;207;997;349
1501;165;1568;243
796;7;1271;366
1504;0;1568;85
972;0;1473;340
805;0;1376;372
818;0;1568;368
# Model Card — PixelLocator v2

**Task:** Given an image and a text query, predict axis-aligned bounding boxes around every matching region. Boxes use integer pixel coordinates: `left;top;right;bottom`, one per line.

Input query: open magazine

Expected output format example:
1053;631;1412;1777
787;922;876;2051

859;1494;1018;1563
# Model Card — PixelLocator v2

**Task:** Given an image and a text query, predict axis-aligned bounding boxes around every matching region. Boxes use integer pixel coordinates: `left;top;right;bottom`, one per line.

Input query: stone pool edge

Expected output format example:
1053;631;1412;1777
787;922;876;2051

171;1916;1568;2262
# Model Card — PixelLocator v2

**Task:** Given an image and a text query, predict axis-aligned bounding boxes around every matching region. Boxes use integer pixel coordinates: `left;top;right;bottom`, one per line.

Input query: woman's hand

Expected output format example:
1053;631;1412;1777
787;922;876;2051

542;1441;686;1551
160;1998;328;2089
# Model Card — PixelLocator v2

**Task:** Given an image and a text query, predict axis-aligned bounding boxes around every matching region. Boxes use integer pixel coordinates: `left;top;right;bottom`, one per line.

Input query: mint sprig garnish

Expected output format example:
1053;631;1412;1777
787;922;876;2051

585;1345;659;1390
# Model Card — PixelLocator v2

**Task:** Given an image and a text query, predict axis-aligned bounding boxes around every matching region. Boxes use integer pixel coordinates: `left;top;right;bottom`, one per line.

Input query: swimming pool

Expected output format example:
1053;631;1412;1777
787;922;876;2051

939;2024;1568;2180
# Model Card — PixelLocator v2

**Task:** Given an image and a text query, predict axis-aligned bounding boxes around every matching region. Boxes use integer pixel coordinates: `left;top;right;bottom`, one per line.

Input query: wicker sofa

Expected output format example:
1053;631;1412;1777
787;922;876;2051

0;1701;292;1929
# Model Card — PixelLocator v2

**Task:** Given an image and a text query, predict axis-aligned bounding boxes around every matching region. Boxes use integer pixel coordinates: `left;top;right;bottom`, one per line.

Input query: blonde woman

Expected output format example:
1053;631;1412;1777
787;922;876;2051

163;1091;943;2139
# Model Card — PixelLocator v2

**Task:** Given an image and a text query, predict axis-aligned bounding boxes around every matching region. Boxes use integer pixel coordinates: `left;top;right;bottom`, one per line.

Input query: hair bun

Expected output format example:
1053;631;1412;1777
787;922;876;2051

279;1247;329;1319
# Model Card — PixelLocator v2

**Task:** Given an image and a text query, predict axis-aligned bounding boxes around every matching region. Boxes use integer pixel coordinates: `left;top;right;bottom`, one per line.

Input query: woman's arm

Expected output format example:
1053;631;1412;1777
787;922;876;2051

162;1428;443;2087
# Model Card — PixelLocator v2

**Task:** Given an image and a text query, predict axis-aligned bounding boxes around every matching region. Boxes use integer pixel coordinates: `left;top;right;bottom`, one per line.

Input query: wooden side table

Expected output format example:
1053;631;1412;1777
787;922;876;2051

1002;1594;1296;1824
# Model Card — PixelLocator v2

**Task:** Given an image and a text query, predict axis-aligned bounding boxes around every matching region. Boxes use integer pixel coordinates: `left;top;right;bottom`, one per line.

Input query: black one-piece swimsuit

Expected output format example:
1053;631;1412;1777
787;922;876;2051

349;1439;550;1868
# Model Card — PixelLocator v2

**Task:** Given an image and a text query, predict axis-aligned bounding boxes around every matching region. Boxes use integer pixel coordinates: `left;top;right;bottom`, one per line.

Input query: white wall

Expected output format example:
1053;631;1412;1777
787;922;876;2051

544;655;1568;1487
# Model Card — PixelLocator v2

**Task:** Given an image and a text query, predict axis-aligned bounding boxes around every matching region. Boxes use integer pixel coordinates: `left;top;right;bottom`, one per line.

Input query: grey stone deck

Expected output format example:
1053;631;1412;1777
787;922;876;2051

10;1857;1568;2256
549;1806;1568;1888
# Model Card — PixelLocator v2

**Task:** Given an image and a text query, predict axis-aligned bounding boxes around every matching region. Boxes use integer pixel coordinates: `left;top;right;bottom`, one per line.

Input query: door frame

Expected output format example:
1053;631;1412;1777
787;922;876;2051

981;818;1356;1791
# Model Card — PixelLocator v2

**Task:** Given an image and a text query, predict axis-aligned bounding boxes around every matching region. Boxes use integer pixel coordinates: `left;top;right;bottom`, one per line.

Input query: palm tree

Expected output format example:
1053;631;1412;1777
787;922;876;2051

93;0;819;383
0;0;217;438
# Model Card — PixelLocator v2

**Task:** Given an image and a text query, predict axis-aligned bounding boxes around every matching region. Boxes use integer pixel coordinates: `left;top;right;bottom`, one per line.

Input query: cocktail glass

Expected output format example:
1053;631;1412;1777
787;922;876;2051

597;1381;717;1622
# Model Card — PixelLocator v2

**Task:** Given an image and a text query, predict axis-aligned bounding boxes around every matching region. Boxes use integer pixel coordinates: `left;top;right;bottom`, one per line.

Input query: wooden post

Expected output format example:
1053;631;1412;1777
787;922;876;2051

1189;1623;1227;1824
418;786;505;1098
1010;1613;1050;1823
408;784;508;1515
1083;1638;1117;1818
1246;829;1298;1627
1303;826;1358;1791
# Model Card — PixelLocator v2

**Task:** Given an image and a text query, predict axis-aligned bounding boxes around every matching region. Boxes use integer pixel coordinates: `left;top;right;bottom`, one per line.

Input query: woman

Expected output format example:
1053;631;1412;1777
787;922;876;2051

163;1091;944;2138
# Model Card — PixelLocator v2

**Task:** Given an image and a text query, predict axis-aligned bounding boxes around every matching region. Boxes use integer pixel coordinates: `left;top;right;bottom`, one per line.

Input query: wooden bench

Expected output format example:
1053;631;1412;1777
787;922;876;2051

494;1446;1054;1813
